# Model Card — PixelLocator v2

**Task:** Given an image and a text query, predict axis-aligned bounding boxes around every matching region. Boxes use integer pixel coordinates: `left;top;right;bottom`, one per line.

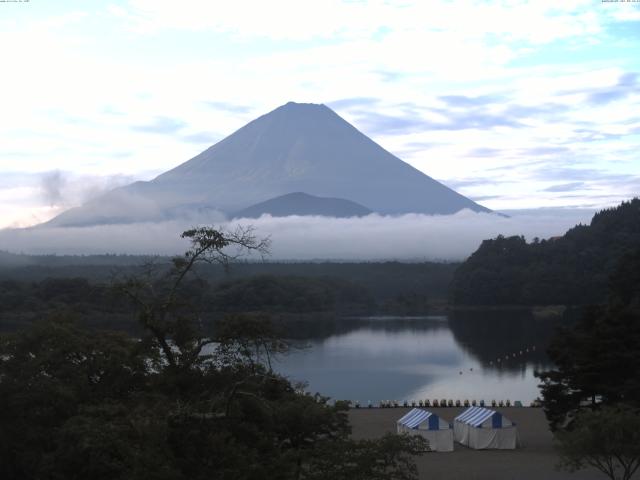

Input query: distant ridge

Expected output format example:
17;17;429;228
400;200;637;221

46;102;489;227
233;192;372;219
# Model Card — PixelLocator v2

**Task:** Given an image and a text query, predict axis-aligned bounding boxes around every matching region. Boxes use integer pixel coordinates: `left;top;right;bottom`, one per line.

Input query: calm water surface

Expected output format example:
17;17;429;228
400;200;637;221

274;311;558;404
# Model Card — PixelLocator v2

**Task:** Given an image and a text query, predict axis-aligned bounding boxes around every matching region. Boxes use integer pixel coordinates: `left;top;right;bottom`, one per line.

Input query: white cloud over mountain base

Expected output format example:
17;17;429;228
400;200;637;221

0;209;596;261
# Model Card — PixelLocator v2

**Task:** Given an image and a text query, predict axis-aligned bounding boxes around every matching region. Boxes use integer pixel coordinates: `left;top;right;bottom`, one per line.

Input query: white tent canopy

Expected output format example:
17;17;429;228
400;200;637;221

454;406;520;450
396;408;454;452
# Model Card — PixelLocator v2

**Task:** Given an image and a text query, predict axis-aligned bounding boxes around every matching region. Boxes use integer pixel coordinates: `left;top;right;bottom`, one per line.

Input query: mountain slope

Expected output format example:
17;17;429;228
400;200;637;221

450;198;640;306
47;102;488;227
233;192;372;219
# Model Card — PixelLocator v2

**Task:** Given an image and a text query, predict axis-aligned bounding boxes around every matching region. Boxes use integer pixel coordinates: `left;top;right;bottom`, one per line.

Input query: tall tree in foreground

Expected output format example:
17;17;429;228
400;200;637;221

536;248;640;430
536;248;640;479
0;226;426;480
115;225;272;371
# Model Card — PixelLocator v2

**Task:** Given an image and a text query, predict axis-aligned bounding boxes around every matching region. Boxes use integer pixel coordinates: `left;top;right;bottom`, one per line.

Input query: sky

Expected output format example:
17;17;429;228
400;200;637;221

1;0;639;231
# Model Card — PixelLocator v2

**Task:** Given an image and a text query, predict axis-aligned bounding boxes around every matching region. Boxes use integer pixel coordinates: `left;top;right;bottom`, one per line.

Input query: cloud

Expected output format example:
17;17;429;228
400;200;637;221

181;132;221;144
374;70;404;83
502;103;569;120
519;146;569;156
568;128;626;143
327;97;380;110
441;178;500;189
469;195;503;202
467;147;503;158
542;182;586;192
428;100;574;130
531;166;632;183
0;171;143;229
427;108;526;131
113;0;610;45
556;71;640;106
0;209;598;260
132;116;187;134
394;141;443;157
50;172;138;206
354;111;426;134
40;170;66;206
204;101;252;114
586;72;639;105
555;194;622;201
438;94;502;107
354;107;525;135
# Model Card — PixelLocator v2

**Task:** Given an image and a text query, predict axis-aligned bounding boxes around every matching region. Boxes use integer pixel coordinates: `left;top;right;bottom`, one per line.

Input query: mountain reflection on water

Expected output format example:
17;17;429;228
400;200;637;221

274;311;559;404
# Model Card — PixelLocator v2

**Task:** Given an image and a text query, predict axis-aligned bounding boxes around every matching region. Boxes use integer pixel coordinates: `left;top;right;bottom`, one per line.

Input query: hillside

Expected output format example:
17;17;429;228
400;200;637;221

450;198;640;306
233;192;372;218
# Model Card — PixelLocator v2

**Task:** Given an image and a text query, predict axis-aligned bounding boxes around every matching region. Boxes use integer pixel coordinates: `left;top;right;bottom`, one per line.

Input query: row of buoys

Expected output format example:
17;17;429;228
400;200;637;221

488;346;536;366
357;398;528;408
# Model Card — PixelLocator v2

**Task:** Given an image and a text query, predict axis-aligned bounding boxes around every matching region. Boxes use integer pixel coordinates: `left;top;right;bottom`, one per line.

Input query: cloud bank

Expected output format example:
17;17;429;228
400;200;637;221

0;209;596;261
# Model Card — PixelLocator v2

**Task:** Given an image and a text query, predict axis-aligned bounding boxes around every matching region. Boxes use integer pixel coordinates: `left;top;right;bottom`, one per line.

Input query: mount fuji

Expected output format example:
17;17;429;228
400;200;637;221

46;102;488;227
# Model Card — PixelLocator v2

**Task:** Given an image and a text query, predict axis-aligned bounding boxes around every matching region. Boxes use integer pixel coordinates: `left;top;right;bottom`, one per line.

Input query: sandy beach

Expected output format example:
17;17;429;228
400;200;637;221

349;407;636;480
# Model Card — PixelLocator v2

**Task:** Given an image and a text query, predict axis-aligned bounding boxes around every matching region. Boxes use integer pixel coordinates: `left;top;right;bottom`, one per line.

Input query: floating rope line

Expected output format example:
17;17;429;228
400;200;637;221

489;345;537;366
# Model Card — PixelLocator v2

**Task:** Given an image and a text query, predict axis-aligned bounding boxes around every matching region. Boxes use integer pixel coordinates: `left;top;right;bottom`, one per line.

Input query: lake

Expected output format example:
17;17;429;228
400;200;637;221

274;310;559;405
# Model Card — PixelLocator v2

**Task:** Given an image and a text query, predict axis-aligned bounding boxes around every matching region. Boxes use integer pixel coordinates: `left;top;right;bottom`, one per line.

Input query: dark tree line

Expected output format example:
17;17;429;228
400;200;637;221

451;198;640;306
0;274;375;333
209;275;374;314
0;256;456;305
0;267;453;333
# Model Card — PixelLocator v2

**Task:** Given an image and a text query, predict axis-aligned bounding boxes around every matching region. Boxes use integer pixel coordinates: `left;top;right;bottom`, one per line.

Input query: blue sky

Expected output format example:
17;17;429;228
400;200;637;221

1;0;639;228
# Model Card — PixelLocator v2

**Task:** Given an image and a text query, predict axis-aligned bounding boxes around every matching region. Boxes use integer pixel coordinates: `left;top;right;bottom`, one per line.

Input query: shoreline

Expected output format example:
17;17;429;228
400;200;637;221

348;407;629;480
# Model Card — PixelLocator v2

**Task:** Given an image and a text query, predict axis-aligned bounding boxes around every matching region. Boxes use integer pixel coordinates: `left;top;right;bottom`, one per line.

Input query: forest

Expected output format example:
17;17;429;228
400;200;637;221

450;198;640;306
0;259;455;333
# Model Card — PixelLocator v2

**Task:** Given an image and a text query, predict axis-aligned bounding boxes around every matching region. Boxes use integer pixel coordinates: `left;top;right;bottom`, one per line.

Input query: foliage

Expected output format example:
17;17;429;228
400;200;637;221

303;434;427;480
0;317;154;480
113;226;270;370
536;247;640;430
556;405;640;480
451;198;640;305
209;274;373;314
0;273;375;333
0;227;424;480
0;262;455;332
0;255;457;309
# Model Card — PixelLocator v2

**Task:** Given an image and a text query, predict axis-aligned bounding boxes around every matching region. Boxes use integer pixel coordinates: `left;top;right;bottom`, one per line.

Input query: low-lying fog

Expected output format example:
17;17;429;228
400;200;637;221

0;208;596;261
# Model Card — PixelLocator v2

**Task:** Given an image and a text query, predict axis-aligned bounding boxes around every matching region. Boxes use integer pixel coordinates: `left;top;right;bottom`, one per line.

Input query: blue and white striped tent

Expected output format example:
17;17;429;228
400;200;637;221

396;408;453;452
454;407;519;449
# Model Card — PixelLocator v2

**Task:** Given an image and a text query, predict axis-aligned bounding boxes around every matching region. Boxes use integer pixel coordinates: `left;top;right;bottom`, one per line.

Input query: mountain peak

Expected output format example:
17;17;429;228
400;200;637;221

45;103;489;227
270;101;333;119
282;101;326;108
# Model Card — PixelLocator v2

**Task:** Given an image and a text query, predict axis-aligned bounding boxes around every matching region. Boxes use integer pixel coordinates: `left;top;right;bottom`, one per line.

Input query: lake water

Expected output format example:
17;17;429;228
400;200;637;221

274;311;558;405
